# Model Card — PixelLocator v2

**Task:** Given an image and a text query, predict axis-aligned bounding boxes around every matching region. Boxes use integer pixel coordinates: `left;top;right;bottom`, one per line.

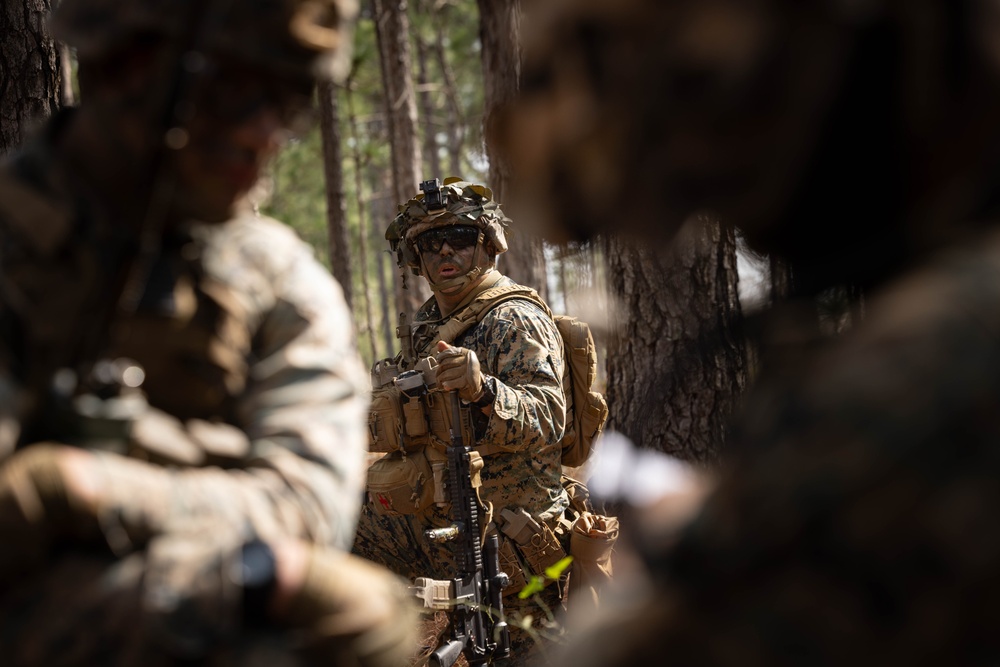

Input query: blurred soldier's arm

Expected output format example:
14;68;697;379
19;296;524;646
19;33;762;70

92;222;369;549
438;300;567;453
0;219;368;562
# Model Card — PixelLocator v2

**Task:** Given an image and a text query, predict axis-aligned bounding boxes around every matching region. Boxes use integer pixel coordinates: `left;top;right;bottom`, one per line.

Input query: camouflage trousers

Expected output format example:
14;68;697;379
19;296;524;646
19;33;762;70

352;504;566;666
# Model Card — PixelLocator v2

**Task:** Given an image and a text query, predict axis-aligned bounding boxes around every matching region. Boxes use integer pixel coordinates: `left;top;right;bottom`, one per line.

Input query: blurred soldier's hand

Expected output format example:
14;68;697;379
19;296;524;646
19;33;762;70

0;444;103;582
435;341;484;403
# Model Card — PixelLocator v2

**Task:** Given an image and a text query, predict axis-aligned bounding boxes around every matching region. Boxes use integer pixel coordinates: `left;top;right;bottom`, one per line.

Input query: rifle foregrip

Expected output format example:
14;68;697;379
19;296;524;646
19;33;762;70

430;639;465;667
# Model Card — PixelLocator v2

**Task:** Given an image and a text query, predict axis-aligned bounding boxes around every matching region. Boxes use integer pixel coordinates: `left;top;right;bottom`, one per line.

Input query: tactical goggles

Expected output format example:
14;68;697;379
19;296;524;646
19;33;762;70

413;225;482;254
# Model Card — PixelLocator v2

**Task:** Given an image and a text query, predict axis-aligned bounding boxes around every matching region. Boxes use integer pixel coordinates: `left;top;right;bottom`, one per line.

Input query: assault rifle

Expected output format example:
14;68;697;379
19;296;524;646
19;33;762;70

413;392;511;667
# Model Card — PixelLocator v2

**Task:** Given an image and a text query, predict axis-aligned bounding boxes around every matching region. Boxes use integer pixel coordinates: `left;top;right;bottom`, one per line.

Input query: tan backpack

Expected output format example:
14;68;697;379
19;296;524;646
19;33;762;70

430;284;608;468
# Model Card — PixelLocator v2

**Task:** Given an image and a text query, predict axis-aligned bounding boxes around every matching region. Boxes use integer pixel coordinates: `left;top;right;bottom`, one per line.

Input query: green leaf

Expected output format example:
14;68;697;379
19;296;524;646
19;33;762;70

518;575;546;599
544;556;574;581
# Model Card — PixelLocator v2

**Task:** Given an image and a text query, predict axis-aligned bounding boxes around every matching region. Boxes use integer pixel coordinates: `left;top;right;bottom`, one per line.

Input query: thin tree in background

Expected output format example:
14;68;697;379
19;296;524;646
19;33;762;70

318;80;354;310
1;0;62;155
371;0;428;318
476;0;547;299
604;217;747;464
430;1;465;177
368;169;397;355
413;8;442;179
345;77;380;362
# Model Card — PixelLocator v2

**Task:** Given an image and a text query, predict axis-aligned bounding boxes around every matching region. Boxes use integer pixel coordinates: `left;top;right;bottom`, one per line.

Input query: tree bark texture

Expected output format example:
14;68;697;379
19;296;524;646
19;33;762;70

318;80;354;311
476;0;547;300
431;3;464;178
0;0;62;156
414;29;442;179
371;0;429;318
604;218;747;464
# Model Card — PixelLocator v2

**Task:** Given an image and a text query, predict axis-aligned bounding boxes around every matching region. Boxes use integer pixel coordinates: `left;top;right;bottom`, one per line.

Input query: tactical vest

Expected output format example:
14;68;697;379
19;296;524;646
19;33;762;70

408;283;609;468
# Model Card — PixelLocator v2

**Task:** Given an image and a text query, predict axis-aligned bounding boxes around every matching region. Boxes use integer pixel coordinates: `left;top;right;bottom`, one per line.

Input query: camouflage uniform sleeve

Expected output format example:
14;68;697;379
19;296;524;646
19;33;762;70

464;299;567;453
172;216;369;550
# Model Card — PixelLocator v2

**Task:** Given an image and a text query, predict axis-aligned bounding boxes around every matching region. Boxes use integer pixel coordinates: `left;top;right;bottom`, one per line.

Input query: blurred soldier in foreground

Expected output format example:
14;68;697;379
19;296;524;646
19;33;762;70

500;0;1000;664
0;0;415;664
353;178;612;665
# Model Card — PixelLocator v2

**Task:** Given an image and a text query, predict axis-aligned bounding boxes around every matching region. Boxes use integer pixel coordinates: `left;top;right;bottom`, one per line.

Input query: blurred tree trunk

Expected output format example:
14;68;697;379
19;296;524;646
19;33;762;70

371;0;429;318
431;2;464;177
604;217;747;464
1;0;62;155
413;3;441;179
318;80;354;311
369;172;397;357
476;0;547;299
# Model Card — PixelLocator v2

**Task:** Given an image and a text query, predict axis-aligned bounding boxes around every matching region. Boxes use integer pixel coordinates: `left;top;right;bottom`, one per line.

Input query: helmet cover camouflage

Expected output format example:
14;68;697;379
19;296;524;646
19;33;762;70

385;177;512;275
50;0;359;83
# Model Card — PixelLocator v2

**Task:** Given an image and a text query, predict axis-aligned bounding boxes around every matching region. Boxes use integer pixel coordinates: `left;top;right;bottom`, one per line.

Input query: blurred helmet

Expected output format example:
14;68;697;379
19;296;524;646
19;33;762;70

50;0;358;82
386;177;512;282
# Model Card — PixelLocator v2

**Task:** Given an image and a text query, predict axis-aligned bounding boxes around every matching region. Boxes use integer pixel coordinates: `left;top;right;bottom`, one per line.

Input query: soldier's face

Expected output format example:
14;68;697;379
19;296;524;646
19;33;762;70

416;226;483;291
170;60;315;222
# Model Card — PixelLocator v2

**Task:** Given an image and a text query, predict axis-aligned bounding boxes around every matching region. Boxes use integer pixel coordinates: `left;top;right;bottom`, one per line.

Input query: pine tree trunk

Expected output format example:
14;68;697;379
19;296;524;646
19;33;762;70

371;0;428;318
431;4;464;178
476;0;547;299
318;80;354;311
413;21;441;179
0;0;62;155
604;218;746;464
369;171;398;357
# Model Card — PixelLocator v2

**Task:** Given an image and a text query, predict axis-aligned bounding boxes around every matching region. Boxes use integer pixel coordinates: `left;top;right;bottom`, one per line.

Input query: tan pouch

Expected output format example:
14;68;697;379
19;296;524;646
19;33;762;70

496;535;529;599
368;385;403;454
567;511;619;613
366;450;435;516
497;507;568;582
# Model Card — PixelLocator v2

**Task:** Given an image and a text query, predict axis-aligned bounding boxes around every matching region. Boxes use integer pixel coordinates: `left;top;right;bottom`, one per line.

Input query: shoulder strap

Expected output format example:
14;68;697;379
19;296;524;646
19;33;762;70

432;284;552;346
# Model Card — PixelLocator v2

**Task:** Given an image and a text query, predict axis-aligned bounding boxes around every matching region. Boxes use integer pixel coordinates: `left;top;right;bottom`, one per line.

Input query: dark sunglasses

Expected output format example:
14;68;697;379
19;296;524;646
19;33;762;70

413;225;482;254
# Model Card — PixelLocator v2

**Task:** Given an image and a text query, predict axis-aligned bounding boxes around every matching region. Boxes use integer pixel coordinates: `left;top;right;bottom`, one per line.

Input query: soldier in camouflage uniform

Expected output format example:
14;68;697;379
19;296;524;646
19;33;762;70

497;0;1000;664
0;0;415;664
352;178;569;664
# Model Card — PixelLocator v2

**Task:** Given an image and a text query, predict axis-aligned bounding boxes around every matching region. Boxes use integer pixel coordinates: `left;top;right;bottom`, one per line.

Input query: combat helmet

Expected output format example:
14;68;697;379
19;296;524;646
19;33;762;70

50;0;358;83
386;177;512;292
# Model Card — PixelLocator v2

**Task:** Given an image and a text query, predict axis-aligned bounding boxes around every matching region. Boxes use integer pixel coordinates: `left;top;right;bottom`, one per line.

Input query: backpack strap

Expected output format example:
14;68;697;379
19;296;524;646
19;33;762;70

431;284;552;347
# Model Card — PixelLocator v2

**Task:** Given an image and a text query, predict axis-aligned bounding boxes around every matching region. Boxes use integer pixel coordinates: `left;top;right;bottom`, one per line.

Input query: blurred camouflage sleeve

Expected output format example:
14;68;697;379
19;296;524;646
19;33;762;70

170;216;369;550
235;217;368;549
460;300;567;453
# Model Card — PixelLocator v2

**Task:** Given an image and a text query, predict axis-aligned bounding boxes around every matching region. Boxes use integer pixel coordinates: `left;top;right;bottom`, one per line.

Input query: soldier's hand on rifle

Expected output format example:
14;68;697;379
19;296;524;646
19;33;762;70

435;341;485;403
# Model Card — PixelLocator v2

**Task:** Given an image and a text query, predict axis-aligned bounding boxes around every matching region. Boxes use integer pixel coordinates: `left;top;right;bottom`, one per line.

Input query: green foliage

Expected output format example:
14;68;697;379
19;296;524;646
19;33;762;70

261;1;488;366
517;555;573;600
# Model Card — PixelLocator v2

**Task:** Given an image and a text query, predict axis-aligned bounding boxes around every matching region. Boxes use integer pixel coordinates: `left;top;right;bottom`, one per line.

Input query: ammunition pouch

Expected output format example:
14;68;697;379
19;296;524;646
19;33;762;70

495;507;568;598
366;447;484;517
368;356;473;454
368;384;404;453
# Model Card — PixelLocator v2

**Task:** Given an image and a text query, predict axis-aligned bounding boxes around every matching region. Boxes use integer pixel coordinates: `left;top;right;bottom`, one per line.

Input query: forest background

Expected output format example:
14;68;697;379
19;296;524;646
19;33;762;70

0;0;822;466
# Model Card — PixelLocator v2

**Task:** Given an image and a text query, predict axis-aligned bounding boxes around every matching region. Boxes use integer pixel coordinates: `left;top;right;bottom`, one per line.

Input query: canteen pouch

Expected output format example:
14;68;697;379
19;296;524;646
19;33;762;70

567;511;619;613
366;450;435;516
